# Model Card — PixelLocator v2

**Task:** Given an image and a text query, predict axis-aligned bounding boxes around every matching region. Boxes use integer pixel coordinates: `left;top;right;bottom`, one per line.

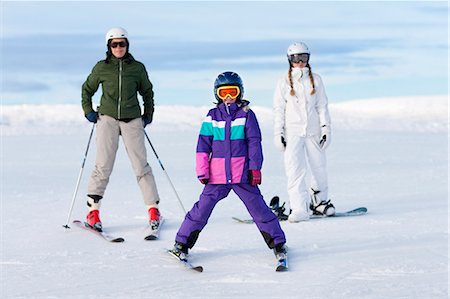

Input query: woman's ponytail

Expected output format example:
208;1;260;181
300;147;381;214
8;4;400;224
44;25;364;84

288;66;295;96
307;64;316;95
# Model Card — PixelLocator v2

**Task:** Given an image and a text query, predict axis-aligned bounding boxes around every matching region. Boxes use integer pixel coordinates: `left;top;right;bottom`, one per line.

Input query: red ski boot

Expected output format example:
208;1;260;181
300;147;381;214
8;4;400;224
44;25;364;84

86;210;102;232
148;207;160;230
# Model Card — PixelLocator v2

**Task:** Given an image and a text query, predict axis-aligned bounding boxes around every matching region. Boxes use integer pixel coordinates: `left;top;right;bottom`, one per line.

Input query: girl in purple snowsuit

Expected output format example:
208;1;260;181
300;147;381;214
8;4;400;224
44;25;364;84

170;72;287;263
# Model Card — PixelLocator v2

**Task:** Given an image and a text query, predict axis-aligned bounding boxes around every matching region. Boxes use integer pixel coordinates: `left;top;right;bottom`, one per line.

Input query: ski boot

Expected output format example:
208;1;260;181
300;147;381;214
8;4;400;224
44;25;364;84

86;209;102;232
170;241;189;261
148;207;161;230
273;243;287;256
273;243;288;271
287;211;310;222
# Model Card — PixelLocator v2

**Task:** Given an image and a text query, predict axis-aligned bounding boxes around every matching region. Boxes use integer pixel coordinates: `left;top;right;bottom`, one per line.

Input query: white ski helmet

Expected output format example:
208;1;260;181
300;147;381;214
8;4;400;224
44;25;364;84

287;42;310;56
105;27;129;43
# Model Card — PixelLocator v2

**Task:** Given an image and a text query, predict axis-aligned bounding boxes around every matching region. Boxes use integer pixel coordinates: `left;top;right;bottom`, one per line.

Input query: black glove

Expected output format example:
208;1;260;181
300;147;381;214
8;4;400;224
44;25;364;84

142;115;152;128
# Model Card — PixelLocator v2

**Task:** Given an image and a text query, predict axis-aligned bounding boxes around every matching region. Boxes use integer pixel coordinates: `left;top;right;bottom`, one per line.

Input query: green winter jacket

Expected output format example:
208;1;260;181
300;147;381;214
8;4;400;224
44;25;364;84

81;54;154;121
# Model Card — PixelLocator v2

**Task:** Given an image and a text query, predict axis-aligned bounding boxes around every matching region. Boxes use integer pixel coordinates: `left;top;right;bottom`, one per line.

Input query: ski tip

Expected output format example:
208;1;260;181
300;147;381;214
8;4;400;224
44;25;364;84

232;217;254;224
111;237;125;243
144;235;158;241
276;265;288;272
167;249;204;272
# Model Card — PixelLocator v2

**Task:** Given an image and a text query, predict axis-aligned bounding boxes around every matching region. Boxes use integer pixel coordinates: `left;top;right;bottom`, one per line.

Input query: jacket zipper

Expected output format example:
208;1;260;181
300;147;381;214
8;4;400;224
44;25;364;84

224;104;232;183
118;60;123;119
295;77;309;136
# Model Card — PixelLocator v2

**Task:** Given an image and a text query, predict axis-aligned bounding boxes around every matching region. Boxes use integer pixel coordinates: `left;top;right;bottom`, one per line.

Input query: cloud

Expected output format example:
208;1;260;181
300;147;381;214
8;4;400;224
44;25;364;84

2;1;447;105
2;79;50;93
2;34;396;73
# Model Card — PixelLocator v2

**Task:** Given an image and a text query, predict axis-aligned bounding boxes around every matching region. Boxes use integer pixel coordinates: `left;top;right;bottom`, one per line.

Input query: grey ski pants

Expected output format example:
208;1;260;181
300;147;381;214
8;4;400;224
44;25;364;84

87;114;160;207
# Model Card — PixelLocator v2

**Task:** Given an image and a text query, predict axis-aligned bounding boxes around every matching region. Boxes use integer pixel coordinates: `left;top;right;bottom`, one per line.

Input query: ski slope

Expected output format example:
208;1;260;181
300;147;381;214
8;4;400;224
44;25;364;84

1;96;448;298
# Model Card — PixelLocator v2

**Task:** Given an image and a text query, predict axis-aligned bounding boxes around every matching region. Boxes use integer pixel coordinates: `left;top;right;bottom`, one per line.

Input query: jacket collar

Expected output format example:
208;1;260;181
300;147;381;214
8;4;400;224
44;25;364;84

107;53;135;65
217;99;250;115
290;67;310;80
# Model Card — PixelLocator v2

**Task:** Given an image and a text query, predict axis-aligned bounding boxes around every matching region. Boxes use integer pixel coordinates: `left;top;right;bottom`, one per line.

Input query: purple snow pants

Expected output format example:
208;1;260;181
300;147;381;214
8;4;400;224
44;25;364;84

175;183;286;249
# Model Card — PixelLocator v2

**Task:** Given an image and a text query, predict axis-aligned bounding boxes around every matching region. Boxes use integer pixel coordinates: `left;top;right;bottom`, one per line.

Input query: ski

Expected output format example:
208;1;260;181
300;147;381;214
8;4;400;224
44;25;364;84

144;217;164;241
167;249;203;272
72;220;125;243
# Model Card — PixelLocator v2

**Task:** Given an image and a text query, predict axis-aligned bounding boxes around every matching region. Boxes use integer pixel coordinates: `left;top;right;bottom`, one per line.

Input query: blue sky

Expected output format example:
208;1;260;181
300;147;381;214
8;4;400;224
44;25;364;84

1;1;448;106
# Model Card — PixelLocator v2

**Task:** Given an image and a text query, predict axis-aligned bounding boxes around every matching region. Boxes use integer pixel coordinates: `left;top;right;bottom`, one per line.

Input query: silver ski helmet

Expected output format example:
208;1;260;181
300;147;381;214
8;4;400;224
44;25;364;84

287;42;310;55
105;27;129;44
105;27;130;61
213;71;244;102
287;42;310;64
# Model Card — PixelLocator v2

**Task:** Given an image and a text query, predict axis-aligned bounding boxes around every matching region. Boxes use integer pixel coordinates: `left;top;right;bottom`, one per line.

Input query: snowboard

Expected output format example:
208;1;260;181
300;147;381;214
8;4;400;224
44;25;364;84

233;196;367;223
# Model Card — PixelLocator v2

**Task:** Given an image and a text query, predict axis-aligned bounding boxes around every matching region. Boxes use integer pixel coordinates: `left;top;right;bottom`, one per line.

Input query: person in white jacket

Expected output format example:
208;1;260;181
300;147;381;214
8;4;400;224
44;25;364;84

273;42;335;222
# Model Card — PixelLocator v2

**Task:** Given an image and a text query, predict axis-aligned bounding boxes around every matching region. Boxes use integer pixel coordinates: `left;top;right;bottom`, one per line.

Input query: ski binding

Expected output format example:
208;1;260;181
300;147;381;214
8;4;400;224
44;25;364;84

167;249;203;272
72;220;125;243
144;217;164;241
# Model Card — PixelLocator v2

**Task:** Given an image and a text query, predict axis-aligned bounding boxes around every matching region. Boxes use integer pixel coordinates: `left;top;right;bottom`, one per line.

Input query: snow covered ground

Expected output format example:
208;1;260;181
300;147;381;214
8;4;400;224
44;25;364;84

1;95;448;298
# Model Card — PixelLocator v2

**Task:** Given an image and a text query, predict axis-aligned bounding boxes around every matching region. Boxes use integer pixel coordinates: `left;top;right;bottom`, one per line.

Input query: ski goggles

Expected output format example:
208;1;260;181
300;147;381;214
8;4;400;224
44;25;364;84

110;41;128;48
288;53;310;63
216;85;241;100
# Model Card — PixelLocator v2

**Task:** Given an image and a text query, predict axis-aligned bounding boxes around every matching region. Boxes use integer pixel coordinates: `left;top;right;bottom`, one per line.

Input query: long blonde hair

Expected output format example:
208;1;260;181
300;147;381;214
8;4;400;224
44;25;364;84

288;63;316;96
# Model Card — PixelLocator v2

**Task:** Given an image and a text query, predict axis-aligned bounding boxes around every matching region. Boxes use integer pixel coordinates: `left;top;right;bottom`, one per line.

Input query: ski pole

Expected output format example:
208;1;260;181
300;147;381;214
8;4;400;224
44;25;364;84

144;130;187;214
63;123;95;229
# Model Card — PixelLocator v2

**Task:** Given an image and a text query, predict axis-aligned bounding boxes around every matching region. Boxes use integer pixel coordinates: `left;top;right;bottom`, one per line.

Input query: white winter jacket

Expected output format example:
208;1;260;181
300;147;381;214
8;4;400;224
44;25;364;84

273;67;331;137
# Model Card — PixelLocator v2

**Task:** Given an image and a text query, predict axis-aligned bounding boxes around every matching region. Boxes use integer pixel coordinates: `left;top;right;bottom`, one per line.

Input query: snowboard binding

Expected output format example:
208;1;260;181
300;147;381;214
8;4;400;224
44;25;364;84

270;196;290;221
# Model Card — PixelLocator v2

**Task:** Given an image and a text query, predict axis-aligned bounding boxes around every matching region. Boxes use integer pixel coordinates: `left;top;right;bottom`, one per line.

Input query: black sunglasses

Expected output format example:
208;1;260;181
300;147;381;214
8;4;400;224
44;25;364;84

110;41;128;48
289;53;309;63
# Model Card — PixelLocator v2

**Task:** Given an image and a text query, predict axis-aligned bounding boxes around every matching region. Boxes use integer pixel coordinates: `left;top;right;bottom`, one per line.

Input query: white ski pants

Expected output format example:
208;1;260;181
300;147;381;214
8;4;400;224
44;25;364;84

87;114;160;207
284;135;328;214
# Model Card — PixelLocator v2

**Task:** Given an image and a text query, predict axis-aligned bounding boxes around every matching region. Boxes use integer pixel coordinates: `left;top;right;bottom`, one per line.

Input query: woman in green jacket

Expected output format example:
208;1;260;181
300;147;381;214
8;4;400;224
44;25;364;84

81;27;160;232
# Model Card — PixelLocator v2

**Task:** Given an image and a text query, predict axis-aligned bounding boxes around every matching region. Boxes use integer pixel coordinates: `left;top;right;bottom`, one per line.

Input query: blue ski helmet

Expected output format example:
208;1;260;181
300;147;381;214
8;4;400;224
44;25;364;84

214;71;244;102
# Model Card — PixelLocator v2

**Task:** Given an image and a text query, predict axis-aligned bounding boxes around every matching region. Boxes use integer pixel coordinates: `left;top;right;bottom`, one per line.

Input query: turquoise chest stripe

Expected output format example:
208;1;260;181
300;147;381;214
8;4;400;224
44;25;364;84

230;125;245;140
201;117;246;141
200;121;225;141
213;127;225;141
200;122;213;136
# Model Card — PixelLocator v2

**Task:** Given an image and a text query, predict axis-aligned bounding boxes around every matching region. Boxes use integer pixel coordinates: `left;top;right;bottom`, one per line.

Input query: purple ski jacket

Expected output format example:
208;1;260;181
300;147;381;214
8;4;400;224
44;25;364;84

196;100;263;184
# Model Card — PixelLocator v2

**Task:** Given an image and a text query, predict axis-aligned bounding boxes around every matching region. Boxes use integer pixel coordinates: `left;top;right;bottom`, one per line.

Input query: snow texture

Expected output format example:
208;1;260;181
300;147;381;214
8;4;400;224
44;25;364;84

1;95;448;298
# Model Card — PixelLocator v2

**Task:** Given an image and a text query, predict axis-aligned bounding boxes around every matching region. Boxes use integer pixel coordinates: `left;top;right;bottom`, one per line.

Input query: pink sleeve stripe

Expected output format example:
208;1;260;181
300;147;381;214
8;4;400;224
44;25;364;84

196;152;210;178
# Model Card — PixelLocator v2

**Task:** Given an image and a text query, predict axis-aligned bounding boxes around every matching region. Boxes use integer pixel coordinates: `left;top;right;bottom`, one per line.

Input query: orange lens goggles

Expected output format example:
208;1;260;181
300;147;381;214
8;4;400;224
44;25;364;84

217;86;240;100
